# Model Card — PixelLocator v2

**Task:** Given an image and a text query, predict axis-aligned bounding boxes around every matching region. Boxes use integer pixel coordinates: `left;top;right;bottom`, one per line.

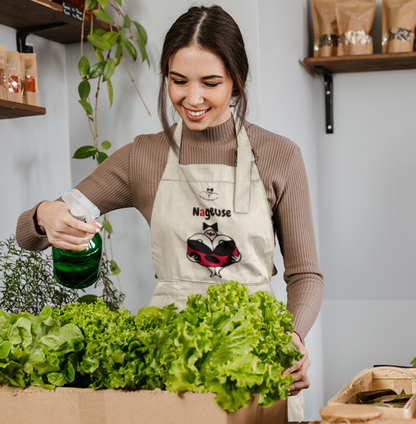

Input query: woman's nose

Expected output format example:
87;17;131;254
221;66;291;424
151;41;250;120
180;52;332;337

186;84;204;106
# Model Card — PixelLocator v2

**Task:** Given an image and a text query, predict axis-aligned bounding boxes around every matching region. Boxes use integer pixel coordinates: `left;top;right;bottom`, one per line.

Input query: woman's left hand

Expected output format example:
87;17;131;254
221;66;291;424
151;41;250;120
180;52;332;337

283;332;311;396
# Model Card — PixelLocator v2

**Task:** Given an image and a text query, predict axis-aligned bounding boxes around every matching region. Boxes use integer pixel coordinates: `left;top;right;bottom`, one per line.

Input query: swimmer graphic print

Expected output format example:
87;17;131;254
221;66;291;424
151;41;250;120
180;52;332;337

186;222;242;278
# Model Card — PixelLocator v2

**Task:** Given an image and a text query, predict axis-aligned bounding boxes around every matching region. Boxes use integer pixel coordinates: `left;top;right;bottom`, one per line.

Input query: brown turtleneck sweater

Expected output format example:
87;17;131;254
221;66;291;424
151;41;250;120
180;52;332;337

16;117;323;342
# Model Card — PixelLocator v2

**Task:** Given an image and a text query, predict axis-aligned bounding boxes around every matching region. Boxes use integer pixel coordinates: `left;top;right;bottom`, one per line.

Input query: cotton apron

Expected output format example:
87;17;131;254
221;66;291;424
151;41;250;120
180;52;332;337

149;113;303;421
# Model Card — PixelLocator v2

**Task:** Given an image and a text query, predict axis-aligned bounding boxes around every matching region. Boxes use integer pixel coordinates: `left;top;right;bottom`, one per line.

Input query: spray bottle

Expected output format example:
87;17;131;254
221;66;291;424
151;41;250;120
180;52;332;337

52;189;102;289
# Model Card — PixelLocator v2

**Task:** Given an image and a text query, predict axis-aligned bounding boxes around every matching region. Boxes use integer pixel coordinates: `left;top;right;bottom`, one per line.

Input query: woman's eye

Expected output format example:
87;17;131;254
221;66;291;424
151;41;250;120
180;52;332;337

204;82;219;88
173;79;186;85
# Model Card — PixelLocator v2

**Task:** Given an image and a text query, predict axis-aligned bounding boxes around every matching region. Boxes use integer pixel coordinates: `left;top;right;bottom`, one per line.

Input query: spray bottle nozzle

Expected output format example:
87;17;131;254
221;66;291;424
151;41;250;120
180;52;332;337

62;189;100;225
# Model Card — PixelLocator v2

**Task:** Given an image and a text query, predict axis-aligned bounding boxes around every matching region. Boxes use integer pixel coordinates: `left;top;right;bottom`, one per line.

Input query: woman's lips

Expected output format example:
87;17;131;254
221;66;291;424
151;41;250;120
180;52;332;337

183;106;210;121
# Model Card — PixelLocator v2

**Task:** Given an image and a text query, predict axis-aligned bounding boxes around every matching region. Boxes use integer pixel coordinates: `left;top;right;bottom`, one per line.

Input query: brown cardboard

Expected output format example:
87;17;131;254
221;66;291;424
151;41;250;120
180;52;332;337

0;385;288;424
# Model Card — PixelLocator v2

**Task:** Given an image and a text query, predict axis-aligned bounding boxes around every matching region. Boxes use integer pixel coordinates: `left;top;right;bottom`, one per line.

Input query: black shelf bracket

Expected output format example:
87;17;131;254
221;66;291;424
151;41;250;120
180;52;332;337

315;66;334;134
16;22;69;53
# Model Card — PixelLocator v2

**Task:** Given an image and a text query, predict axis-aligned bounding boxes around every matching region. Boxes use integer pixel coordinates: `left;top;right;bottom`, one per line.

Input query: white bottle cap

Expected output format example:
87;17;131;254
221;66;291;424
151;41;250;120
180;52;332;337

62;189;100;224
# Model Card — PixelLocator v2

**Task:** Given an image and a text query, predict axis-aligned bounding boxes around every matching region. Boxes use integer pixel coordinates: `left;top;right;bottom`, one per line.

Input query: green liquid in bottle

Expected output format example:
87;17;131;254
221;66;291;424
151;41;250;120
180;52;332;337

52;233;102;289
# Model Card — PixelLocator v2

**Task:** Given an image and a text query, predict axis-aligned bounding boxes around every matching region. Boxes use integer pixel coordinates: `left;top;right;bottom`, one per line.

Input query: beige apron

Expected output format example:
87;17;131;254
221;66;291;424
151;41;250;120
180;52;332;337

149;113;303;419
149;113;275;310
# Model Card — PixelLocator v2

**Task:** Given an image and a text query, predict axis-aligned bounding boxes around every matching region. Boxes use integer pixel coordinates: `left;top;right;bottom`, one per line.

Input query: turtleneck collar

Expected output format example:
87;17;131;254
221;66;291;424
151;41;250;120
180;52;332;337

181;116;237;147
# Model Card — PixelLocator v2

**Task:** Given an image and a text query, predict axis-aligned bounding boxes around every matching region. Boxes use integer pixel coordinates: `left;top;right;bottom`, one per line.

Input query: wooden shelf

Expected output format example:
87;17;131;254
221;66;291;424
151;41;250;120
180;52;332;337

303;52;416;74
0;0;112;44
0;99;46;119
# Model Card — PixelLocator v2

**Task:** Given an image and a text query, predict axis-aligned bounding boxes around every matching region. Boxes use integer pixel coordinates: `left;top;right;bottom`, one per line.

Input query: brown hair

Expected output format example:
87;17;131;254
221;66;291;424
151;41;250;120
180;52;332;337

158;5;249;149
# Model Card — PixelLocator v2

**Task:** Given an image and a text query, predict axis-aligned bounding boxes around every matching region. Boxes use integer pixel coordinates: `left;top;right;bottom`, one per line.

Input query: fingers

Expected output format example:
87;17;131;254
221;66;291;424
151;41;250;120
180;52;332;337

37;200;102;250
284;332;311;396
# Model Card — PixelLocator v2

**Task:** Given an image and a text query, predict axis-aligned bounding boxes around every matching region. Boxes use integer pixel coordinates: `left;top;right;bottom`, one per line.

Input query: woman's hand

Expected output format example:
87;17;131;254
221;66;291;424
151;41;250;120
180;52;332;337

37;200;101;250
284;332;311;396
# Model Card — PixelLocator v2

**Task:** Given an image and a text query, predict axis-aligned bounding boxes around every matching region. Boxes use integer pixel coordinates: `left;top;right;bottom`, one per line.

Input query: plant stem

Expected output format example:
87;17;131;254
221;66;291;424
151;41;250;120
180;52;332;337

121;54;152;117
81;5;87;58
94;75;102;150
108;233;122;293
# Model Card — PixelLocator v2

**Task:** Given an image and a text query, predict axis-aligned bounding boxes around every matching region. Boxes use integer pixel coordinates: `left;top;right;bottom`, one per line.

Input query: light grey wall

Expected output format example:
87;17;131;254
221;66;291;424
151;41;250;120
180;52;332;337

0;24;71;242
317;0;416;404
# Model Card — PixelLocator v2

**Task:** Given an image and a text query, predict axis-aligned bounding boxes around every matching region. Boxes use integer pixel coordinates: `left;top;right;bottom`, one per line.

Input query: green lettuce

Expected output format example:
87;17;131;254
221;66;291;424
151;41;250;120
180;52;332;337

162;281;302;411
0;281;302;413
0;306;84;389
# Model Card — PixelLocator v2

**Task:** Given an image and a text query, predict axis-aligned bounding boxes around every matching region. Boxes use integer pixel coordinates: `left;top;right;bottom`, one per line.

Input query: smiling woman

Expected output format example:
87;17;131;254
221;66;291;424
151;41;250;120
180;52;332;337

16;4;323;412
167;46;235;129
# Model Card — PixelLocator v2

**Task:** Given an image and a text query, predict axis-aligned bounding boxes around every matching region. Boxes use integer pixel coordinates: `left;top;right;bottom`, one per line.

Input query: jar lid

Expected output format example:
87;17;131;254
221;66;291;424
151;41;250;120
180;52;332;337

320;405;383;422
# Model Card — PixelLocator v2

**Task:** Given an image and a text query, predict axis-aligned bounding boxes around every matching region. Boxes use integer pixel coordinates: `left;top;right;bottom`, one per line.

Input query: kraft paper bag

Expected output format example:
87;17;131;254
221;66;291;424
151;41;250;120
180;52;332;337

312;0;338;57
0;46;8;101
6;50;22;103
336;0;376;56
382;0;416;53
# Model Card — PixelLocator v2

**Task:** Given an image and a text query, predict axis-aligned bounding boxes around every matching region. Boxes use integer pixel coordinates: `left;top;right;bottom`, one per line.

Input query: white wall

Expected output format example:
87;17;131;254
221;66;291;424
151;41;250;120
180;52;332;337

316;0;416;404
0;24;71;242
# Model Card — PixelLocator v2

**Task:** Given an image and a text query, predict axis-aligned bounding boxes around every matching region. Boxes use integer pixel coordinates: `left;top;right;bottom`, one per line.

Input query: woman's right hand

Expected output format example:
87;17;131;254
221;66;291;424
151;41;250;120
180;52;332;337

37;200;101;251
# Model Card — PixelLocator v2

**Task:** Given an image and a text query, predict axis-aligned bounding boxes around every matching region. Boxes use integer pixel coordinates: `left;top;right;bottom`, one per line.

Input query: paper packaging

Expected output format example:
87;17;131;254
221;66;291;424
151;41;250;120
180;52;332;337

382;0;416;53
19;53;39;106
0;45;8;100
312;0;339;57
0;386;288;424
336;0;376;56
6;50;22;103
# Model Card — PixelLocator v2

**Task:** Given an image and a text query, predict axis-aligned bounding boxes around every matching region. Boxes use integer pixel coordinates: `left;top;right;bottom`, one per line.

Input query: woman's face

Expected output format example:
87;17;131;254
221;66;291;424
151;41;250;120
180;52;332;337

168;45;235;130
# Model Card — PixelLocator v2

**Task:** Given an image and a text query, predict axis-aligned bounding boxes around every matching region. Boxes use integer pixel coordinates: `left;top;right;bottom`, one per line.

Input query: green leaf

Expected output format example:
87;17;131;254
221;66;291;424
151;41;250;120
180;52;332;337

78;100;93;115
115;41;123;66
101;141;112;150
123;14;131;29
97;151;108;164
73;145;97;159
123;39;137;62
102;31;119;47
133;22;149;65
78;56;90;78
411;357;416;365
78;80;91;100
107;79;113;108
93;28;107;37
93;9;115;25
89;61;106;79
115;0;121;5
85;0;97;11
110;260;121;275
96;0;108;10
94;47;105;63
0;341;12;359
102;220;113;234
133;21;147;45
103;58;115;81
87;33;111;51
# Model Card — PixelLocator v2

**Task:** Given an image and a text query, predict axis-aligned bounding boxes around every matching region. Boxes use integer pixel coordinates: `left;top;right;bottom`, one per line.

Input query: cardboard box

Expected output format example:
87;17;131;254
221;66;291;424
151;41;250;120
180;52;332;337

0;385;287;424
328;367;416;420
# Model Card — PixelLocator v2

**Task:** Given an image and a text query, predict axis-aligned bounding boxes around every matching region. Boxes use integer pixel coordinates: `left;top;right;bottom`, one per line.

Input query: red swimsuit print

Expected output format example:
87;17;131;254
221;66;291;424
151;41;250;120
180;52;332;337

186;223;241;277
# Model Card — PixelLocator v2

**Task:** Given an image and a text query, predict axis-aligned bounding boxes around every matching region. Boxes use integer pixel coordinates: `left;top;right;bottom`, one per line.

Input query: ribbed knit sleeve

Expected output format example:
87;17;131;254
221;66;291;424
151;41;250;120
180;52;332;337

274;145;323;342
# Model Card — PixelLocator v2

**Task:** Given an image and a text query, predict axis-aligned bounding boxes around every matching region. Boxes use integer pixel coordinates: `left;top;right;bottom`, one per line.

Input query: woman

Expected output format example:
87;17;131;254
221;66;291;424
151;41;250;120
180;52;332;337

16;5;323;401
